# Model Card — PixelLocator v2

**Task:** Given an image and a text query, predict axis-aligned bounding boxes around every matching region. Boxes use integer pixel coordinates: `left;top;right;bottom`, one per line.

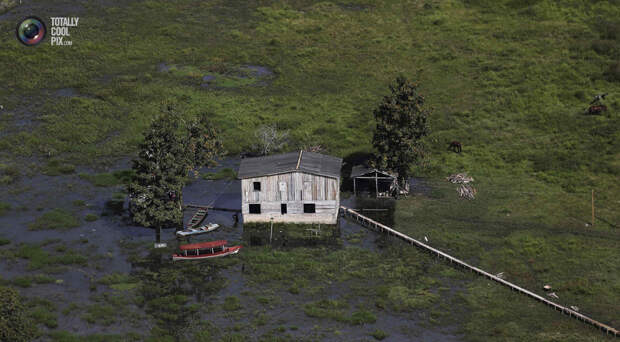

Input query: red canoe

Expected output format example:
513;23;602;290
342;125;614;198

172;240;241;261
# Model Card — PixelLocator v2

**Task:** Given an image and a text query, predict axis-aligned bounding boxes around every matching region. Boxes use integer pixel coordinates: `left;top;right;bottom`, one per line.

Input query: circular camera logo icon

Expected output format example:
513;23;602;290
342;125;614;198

16;17;47;46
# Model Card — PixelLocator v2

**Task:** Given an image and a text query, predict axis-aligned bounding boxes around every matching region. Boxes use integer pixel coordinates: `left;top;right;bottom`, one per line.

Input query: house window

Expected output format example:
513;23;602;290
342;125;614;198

304;203;316;214
281;203;287;215
253;182;261;191
249;204;261;214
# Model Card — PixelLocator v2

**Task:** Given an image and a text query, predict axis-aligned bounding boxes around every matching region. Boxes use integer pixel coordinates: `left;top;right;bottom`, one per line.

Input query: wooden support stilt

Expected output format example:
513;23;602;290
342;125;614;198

375;172;379;198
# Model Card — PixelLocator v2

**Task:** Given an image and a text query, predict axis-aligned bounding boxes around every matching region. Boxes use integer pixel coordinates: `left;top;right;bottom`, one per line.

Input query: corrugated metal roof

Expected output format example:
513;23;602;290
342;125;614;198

238;151;342;179
351;165;396;178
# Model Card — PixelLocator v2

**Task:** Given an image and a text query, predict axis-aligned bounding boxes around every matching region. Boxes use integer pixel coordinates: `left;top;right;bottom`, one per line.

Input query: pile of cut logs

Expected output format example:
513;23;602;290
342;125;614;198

446;173;474;184
446;173;477;200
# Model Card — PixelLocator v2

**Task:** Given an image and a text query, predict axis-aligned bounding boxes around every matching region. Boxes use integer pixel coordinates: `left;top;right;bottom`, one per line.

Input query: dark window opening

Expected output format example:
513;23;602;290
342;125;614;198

253;182;261;191
249;204;261;214
281;203;287;215
304;203;316;214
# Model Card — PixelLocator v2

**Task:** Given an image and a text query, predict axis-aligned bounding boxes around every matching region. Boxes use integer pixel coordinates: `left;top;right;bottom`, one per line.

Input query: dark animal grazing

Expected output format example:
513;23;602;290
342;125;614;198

590;93;607;105
448;141;462;153
586;105;607;115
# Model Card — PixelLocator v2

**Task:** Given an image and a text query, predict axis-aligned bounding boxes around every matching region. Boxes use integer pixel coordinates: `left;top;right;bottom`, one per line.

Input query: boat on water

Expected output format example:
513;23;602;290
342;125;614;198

172;240;241;261
176;223;220;237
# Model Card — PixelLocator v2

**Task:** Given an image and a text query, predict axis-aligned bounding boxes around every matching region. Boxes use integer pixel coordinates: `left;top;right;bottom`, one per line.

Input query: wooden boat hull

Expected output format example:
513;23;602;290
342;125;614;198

172;245;241;261
176;223;219;237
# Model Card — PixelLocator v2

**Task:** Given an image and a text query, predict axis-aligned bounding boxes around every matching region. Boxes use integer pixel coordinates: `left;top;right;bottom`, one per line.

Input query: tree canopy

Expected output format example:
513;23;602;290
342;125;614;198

128;106;223;233
0;286;36;342
372;76;431;185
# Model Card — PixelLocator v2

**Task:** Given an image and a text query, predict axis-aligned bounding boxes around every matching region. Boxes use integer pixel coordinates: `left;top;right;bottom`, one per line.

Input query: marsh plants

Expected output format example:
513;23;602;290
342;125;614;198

0;0;618;341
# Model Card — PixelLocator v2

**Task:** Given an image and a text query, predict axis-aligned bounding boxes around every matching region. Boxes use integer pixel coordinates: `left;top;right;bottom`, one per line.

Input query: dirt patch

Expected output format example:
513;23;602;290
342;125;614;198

53;88;81;98
410;177;433;196
337;3;373;11
157;63;170;73
156;63;275;89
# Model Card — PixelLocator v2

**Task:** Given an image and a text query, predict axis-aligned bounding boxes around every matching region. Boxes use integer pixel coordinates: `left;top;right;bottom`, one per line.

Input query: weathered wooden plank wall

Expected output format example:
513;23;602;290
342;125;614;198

241;171;340;224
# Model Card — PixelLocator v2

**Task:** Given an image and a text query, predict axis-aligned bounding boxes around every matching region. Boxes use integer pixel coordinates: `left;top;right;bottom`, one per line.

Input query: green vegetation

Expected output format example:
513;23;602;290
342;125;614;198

373;76;431;184
61;303;81;316
0;285;37;342
383;285;440;312
28;297;58;329
97;273;139;291
224;296;243;311
370;329;389;341
394;181;620;338
14;243;88;270
82;304;118;326
128;108;223;232
12;274;54;288
79;169;134;187
0;162;20;185
241;246;449;316
105;192;126;215
243;222;339;244
165;64;267;88
0;0;17;14
28;208;80;231
130;247;228;339
0;237;9;246
202;167;237;181
0;0;618;340
82;291;137;327
303;300;376;325
41;160;76;176
97;272;133;285
0;202;10;216
48;331;142;342
72;200;86;207
84;213;99;222
348;310;377;325
303;299;348;322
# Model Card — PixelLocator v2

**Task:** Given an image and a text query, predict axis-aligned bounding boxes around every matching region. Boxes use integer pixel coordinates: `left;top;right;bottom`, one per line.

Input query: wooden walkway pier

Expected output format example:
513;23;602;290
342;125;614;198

340;206;619;337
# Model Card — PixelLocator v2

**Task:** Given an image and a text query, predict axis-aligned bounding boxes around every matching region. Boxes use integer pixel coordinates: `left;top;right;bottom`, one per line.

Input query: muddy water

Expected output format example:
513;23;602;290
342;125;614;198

208;267;462;342
0;0;86;21
0;157;463;340
0;175;147;334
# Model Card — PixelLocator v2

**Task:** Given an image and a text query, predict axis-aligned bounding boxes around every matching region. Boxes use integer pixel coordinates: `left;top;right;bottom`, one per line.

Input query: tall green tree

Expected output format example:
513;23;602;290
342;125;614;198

373;76;431;188
0;286;37;342
128;106;223;241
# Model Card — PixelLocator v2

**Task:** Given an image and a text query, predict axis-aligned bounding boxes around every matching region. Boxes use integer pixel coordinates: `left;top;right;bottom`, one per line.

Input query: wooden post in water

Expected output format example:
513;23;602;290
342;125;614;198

375;172;379;198
270;217;274;244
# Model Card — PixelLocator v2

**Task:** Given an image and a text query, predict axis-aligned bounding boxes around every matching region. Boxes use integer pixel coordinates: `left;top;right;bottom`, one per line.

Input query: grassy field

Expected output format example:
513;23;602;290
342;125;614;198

0;0;619;341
